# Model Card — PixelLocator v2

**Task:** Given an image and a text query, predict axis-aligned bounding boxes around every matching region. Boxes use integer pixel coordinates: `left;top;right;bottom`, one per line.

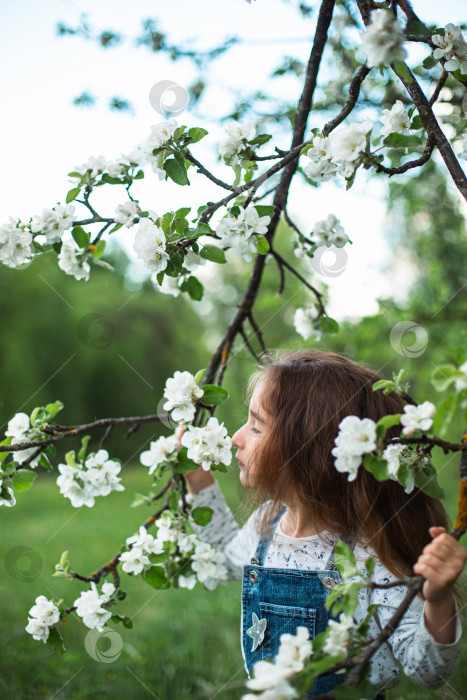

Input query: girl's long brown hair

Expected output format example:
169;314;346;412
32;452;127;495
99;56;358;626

243;349;452;585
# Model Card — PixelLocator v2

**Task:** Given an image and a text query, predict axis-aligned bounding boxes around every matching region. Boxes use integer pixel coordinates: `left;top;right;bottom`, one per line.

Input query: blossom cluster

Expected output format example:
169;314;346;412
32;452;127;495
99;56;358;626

133;216;169;274
303;121;373;182
216;206;271;261
432;24;467;74
181;417;232;471
141;119;178;178
56;449;124;507
219;121;256;166
114;201;141;228
5;412;42;470
25;595;61;643
332;402;436;483
323;613;357;658
293;307;322;342
163;370;204;422
58;241;90;281
332;416;378;481
25;581;117;644
121;516;228;591
360;9;407;68
0;218;34;268
243;627;312;700
73;581;116;630
140;435;179;475
312;214;349;248
380;100;411;138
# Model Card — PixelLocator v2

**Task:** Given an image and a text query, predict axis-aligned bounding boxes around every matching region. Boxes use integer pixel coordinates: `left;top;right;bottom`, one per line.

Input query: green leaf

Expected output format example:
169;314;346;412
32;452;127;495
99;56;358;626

12;469;37;491
365;557;375;577
143;566;171;589
39;453;53;471
109;222;123;234
111;613;133;629
45;400;64;420
173;447;200;474
46;625;66;655
423;56;438;70
248;134;272;146
101;174;123;185
91;240;106;259
68;171;83;179
181;275;204;301
334;681;379;700
165;251;184;277
72;226;91;248
255;235;270;254
406;21;429;37
0;436;12;463
375;413;402;439
191;506;213;526
0;462;17;476
414;464;445;499
164;153;190;186
255;205;274;218
431;364;460;392
393;61;414;84
411;115;423;130
187;127;208;143
194;368;206;385
192;222;213;237
175;207;191;219
433;394;459;437
65;450;79;469
334;539;359;578
66;187;81;204
199;245;226;264
320;317;339;334
372;379;395;393
363;454;388;482
383;133;423;148
78;435;91;462
200;385;229;406
134;170;145;180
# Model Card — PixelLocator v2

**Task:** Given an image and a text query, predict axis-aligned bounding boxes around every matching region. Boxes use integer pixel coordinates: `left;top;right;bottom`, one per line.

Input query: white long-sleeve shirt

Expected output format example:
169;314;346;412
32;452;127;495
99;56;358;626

188;481;463;692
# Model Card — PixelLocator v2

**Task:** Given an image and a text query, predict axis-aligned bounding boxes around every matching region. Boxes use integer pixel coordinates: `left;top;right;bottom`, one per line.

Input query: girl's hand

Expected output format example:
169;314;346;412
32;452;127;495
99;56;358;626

413;526;467;604
174;420;186;450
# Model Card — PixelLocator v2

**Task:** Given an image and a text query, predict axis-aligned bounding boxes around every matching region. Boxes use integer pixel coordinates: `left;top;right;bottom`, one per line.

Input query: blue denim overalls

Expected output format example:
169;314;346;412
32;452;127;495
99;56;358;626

242;507;386;698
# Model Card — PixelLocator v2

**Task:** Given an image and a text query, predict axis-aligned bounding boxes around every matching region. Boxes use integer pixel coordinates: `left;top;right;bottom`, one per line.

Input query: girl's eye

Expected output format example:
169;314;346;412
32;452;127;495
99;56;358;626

251;425;260;434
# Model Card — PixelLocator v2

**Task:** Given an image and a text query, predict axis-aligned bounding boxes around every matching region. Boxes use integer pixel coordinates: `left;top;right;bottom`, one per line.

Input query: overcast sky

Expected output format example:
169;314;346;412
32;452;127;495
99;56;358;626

0;0;465;320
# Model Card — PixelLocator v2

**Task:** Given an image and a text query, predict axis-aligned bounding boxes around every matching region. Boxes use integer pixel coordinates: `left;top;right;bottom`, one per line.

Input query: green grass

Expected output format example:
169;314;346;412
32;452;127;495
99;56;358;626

0;464;466;699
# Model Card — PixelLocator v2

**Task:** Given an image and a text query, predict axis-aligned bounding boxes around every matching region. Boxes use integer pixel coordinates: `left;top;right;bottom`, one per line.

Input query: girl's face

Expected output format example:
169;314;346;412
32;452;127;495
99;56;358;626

232;379;268;489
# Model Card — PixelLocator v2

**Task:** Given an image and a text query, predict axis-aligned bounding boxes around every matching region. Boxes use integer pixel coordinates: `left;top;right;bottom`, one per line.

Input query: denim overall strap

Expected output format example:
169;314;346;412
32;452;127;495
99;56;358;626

253;506;287;565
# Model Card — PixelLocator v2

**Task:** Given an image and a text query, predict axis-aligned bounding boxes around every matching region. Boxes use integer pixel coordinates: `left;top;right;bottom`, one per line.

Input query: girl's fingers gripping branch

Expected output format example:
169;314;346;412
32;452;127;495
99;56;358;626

413;526;467;604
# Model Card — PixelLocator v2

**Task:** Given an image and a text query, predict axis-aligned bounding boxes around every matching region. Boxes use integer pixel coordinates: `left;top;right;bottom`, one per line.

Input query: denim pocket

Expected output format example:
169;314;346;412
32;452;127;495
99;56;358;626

259;602;316;660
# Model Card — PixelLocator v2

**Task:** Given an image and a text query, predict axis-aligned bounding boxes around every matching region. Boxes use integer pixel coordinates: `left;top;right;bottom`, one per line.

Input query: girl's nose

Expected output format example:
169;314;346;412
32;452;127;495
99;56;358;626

231;425;244;448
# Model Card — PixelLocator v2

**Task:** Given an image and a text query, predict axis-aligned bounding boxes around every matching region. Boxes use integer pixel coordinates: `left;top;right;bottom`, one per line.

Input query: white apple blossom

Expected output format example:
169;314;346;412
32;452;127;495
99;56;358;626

432;24;467;74
30;205;77;243
6;412;30;438
216;206;271;262
190;541;228;590
25;595;61;643
312;214;350;248
73;581;116;631
181;417;232;471
178;574;197;590
303;135;339;183
219;120;256;165
380;100;411;138
69;155;109;181
360;9;407;68
56;450;124;507
332;416;378;481
10;436;41;468
183;249;206;272
323;613;357;658
155;274;182;296
382;443;405;480
58;241;90;281
119;546;151;575
0;225;33;268
293;307;322;342
155;512;179;543
133;221;169;274
275;627;312;675
114;201;140;227
400;402;436;433
330;120;373;175
140;435;179;475
163;370;204;422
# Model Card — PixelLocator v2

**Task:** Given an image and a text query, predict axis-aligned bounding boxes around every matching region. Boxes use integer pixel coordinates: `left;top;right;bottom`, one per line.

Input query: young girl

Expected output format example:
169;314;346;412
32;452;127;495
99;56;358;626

181;350;466;698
